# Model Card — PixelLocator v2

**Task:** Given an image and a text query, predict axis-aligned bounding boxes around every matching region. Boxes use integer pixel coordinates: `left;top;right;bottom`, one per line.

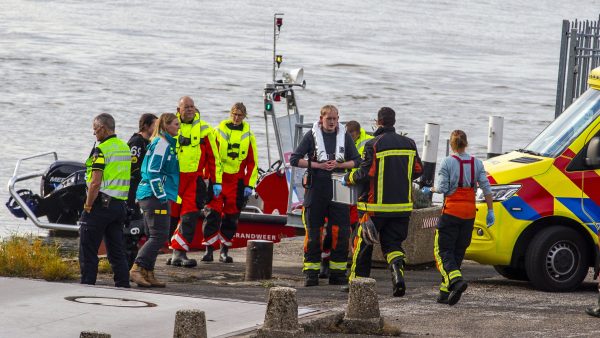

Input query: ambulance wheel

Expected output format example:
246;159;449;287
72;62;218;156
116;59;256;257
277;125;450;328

493;265;529;281
525;226;589;292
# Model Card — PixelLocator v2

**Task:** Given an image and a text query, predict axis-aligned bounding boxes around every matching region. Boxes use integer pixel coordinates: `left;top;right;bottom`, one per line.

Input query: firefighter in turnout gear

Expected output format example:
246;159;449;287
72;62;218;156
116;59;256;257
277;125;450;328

290;105;360;287
168;96;222;267
79;113;131;287
319;120;373;279
202;103;258;263
344;107;423;297
421;130;493;305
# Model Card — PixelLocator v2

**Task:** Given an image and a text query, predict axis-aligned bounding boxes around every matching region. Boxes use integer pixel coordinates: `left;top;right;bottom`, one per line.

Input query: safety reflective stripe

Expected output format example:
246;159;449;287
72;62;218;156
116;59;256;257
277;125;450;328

303;262;320;271
153;209;168;214
149;177;166;199
329;261;347;271
357;139;369;151
434;230;450;291
191;119;201;127
216;120;252;175
386;251;405;264
103;155;132;162
217;129;229;141
218;233;232;247
172;233;190;251
448;270;462;281
240;132;251;141
357;202;413;212
97;137;131;201
201;234;220;246
349;225;364;281
374;149;416;207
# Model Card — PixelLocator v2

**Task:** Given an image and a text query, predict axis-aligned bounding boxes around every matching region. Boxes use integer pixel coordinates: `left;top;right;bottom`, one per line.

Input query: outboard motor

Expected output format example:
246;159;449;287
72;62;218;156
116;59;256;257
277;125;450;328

39;161;87;224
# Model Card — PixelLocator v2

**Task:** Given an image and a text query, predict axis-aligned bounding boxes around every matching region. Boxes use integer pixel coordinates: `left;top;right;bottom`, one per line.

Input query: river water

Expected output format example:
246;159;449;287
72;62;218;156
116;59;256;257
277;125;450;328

0;0;597;236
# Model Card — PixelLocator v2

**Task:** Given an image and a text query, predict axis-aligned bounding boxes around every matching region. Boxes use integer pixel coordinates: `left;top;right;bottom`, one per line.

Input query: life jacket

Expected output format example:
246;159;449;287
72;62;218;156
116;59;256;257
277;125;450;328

86;135;132;201
176;112;212;173
442;155;476;219
214;120;252;174
311;121;346;162
355;128;374;154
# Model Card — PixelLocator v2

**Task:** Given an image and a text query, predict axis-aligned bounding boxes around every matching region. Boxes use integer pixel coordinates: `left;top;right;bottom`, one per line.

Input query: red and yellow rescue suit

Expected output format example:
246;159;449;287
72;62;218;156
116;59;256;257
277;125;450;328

170;112;222;252
202;119;258;248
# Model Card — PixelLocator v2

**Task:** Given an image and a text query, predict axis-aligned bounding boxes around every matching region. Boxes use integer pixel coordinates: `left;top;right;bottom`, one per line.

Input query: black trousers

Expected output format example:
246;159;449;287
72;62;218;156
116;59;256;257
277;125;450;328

349;216;409;280
434;213;474;292
79;198;130;287
303;201;350;274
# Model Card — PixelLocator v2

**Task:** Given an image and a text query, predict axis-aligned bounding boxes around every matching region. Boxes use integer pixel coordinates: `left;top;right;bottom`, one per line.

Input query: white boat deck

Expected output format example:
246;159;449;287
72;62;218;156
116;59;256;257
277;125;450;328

0;277;315;337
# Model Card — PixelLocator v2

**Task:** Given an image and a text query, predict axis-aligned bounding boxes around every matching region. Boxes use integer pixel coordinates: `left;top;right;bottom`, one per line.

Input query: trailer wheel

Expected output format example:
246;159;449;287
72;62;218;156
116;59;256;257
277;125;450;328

525;226;589;292
493;265;529;281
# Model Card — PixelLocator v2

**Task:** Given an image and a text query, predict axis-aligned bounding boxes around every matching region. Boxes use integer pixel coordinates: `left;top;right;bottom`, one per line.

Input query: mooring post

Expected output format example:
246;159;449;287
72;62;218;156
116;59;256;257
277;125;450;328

245;240;274;281
420;123;440;188
173;309;207;338
256;287;303;337
487;116;504;158
341;277;384;334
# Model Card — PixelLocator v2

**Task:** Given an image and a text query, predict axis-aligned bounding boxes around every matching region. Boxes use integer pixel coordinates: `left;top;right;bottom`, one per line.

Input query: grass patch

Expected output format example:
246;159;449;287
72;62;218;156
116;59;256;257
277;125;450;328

97;258;112;274
0;235;77;281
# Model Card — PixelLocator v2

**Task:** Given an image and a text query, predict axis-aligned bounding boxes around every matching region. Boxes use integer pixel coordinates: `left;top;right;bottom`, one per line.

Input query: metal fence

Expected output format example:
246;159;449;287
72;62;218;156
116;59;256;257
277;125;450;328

555;16;600;118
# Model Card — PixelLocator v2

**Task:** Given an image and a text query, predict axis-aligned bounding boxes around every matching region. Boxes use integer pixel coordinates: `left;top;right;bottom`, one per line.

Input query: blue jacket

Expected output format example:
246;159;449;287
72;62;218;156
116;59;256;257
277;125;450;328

136;133;179;203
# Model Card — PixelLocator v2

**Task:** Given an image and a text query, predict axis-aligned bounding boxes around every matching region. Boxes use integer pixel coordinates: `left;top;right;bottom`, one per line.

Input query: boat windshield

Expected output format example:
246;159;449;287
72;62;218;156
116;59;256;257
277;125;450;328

523;89;600;158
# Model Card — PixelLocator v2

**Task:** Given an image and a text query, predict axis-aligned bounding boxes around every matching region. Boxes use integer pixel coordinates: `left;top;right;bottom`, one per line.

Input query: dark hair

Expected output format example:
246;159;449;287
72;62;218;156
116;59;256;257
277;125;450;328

377;107;395;127
345;120;360;134
139;113;158;132
94;113;115;132
450;130;468;151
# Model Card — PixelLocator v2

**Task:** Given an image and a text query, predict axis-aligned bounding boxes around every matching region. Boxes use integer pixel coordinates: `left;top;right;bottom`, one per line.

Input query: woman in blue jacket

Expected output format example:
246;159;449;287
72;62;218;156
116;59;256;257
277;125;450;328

130;113;180;287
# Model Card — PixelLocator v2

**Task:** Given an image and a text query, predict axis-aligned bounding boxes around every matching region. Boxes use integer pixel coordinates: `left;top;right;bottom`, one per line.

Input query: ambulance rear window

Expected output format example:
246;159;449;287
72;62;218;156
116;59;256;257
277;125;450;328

525;89;600;158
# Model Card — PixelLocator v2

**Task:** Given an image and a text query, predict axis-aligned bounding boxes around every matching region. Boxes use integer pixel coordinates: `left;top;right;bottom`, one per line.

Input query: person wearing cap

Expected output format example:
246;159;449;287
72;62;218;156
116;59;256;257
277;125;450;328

201;102;258;263
344;107;423;297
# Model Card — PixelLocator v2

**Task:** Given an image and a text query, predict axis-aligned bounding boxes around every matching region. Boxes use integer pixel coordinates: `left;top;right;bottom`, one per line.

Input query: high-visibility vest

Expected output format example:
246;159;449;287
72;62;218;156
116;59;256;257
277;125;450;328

355;128;374;154
86;136;132;201
176;112;212;173
214;120;258;186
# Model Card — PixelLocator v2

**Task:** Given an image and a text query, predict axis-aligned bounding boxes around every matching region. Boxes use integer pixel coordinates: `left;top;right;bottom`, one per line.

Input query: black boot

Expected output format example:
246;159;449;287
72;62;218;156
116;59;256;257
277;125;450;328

448;278;468;306
170;249;197;268
304;271;319;287
390;258;406;297
329;271;348;285
437;290;449;304
219;245;233;263
319;259;330;279
201;246;214;262
585;292;600;318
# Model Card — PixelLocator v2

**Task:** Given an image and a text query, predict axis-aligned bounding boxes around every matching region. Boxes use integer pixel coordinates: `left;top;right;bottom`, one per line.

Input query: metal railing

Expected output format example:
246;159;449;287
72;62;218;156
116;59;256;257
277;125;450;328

556;16;600;117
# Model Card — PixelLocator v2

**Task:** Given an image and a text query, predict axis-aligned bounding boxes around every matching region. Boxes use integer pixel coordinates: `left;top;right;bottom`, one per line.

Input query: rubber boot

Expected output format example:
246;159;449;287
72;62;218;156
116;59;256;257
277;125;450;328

390;258;406;297
219;244;233;263
304;271;319;287
202;246;214;262
319;259;330;279
585;291;600;318
170;249;197;268
145;269;166;288
129;263;151;287
448;278;468;306
437;290;450;304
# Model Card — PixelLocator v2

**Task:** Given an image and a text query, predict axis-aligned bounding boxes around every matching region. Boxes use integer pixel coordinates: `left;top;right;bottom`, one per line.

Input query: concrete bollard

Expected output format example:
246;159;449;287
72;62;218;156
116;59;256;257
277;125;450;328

341;277;384;334
245;240;274;281
487;115;504;158
80;332;110;338
420;123;440;188
173;309;207;338
255;287;303;337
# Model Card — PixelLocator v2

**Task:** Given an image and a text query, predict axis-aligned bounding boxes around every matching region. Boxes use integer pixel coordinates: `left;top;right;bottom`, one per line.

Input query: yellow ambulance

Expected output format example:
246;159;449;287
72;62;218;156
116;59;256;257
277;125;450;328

466;68;600;291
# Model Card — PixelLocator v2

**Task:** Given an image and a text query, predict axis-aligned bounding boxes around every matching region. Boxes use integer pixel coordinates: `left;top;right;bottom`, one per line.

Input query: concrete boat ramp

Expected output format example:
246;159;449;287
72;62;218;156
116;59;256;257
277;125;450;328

0;277;316;337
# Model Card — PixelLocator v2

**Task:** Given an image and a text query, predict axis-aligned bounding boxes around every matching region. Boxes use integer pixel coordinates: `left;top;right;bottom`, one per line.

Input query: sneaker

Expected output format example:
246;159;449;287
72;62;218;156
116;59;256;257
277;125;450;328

304;272;319;287
448;279;468;306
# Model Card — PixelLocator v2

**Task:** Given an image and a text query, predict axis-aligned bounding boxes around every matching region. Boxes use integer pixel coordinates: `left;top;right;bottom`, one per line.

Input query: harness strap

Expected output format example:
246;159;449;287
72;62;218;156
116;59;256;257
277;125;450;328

451;155;475;188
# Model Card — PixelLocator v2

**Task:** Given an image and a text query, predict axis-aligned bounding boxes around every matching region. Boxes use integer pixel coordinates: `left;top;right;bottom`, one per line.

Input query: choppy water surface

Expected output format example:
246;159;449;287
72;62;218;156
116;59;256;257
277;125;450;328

0;0;597;235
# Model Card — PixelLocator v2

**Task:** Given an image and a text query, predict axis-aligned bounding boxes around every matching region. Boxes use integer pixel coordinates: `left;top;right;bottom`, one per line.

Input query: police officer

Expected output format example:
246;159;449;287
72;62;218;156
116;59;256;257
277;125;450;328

168;96;222;267
319;120;373;279
344;107;423;297
290;105;360;287
202;102;258;262
79;113;131;287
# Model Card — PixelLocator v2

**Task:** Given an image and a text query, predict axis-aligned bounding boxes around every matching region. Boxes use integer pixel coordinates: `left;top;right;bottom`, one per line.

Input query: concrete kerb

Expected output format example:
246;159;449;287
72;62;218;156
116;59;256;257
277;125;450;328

254;286;304;337
173;309;207;338
80;332;111;338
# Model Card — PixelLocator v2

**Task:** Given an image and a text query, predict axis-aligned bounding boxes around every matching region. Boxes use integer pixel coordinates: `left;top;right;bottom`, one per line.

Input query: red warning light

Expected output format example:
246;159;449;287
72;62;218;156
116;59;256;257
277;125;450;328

274;94;281;102
276;18;283;28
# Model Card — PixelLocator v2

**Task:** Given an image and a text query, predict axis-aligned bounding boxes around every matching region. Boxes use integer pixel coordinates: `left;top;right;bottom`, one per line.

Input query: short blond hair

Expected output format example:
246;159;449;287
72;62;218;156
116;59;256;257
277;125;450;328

320;105;338;116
